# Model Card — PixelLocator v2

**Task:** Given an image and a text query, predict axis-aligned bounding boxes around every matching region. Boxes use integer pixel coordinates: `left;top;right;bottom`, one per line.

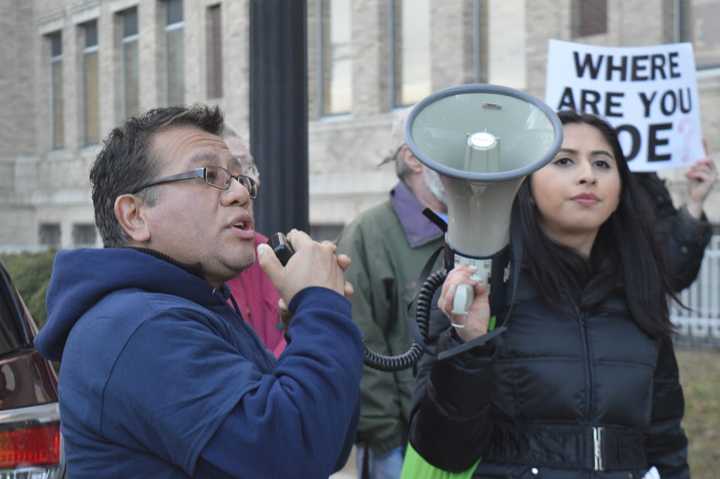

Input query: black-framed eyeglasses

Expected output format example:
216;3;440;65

131;166;259;198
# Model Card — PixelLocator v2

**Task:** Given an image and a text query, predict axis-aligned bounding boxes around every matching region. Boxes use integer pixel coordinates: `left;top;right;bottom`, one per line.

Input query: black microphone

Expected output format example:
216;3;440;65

269;233;295;266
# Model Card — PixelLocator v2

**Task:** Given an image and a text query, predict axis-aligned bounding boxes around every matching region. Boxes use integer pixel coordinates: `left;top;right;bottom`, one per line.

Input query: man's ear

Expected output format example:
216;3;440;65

114;194;151;243
399;145;423;173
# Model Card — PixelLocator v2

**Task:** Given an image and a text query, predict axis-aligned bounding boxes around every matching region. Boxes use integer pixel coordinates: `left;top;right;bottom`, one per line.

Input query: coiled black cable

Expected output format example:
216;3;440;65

362;269;447;372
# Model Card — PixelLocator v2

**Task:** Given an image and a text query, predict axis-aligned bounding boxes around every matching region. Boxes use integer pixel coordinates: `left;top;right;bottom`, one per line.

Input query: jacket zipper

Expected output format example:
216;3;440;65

577;311;592;418
593;426;604;472
577;311;603;473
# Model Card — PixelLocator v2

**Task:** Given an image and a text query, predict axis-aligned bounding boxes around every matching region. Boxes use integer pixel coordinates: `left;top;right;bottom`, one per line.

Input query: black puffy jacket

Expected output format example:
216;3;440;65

634;172;712;292
409;277;689;479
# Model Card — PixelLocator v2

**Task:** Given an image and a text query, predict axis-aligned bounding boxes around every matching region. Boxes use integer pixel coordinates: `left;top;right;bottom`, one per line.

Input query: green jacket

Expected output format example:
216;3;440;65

337;182;443;453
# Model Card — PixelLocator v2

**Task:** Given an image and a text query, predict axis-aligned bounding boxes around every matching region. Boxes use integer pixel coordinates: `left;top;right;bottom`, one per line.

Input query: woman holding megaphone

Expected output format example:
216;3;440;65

404;111;688;479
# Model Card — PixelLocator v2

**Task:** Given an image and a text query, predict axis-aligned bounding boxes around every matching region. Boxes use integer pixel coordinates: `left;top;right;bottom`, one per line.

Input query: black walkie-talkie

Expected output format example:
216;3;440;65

269;233;295;266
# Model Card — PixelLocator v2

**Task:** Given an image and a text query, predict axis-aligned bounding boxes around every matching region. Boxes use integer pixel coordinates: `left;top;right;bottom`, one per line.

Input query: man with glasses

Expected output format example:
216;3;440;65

35;105;362;478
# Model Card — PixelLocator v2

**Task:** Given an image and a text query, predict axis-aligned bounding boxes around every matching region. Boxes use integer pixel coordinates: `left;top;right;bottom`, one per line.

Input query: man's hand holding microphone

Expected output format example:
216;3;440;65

256;230;353;327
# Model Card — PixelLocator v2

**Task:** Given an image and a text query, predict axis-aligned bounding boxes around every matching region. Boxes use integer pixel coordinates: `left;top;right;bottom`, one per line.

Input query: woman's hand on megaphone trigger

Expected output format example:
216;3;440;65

438;266;491;342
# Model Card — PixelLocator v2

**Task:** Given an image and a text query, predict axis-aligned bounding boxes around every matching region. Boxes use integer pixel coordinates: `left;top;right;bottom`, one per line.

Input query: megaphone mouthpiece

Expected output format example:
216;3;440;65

465;131;501;173
468;131;498;150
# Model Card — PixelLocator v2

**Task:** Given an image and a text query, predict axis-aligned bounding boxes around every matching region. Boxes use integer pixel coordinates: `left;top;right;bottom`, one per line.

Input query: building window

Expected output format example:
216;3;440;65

48;32;64;149
165;0;185;106
81;21;100;145
206;4;223;99
678;0;720;69
119;8;140;120
38;223;61;248
72;224;97;247
571;0;607;38
391;0;431;107
319;0;352;115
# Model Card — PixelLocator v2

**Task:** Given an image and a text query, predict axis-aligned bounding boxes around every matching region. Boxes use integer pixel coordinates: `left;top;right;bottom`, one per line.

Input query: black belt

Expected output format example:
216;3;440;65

485;423;647;472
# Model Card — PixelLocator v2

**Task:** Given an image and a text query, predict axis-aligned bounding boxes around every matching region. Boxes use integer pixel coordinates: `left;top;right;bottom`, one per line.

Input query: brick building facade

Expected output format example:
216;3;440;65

0;0;717;250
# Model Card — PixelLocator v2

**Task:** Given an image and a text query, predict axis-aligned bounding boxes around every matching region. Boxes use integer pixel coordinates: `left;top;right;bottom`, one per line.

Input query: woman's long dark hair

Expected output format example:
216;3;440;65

513;110;675;338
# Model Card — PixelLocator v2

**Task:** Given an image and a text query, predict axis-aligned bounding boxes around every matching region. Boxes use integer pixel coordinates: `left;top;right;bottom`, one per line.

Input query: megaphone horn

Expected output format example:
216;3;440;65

406;84;563;315
361;84;563;372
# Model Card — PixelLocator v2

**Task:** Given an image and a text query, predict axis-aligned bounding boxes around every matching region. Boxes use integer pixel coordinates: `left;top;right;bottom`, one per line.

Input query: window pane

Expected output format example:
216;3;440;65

321;0;352;114
572;0;607;38
50;33;62;57
84;21;98;48
51;58;64;149
682;0;720;68
122;8;138;37
394;0;431;106
206;5;223;99
166;0;184;25
165;0;185;106
123;40;140;118
167;28;185;106
38;223;61;247
0;278;27;355
119;8;139;120
72;224;97;247
47;32;63;149
473;0;488;82
83;50;99;144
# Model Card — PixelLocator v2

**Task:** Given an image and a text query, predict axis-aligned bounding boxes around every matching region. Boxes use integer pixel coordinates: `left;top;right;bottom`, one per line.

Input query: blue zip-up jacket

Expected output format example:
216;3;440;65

35;247;363;478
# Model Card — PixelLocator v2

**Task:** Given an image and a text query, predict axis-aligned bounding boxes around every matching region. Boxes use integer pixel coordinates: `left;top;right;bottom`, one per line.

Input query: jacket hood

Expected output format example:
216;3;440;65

35;248;231;361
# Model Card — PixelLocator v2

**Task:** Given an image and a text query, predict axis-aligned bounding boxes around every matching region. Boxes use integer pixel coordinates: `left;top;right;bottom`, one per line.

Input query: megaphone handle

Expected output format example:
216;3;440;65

450;257;491;316
452;284;475;315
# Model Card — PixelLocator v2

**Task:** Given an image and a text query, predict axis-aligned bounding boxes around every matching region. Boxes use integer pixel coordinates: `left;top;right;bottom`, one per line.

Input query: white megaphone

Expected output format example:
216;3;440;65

405;84;563;316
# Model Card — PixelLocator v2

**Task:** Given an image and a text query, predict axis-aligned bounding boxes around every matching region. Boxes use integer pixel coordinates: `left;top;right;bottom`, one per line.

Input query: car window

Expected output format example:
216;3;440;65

0;267;32;356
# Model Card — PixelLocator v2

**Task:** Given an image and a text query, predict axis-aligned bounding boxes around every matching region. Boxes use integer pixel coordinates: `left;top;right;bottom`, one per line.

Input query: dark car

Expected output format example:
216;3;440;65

0;261;64;477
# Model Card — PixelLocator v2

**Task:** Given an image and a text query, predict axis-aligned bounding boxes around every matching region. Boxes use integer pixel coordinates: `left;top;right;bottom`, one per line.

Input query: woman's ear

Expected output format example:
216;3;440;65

114;194;151;243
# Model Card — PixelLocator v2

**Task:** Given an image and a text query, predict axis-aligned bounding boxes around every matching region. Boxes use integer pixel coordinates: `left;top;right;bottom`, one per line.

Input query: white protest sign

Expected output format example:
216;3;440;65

545;40;705;172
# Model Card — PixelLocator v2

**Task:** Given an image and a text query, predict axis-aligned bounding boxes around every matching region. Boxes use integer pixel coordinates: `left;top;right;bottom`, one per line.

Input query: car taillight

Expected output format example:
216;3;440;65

0;403;64;478
0;423;60;468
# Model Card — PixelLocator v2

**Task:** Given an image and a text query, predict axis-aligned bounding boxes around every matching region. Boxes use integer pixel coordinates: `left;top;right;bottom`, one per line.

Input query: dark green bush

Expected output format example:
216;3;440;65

0;250;56;328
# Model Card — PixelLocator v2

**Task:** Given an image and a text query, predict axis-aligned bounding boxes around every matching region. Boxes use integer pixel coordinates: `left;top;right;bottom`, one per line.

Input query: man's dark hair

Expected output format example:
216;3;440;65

512;110;676;338
90;105;225;247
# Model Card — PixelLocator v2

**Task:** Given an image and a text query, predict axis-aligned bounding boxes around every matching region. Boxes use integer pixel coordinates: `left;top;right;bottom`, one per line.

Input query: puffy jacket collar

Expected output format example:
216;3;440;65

510;272;627;316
